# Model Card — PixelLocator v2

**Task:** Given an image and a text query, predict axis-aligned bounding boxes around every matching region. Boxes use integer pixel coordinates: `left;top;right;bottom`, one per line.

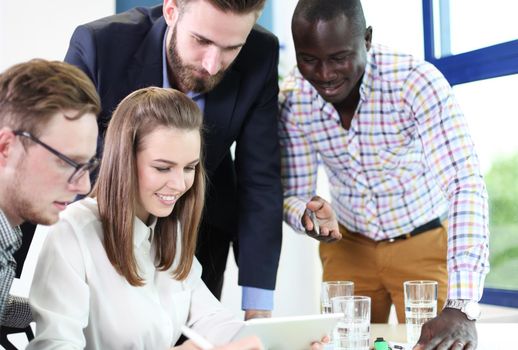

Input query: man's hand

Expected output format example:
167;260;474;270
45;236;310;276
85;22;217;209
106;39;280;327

244;309;272;320
413;308;477;350
301;196;341;242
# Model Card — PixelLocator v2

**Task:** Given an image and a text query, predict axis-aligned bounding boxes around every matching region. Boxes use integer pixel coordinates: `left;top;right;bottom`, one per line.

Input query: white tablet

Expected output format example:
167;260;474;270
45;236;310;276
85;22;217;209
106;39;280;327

232;313;343;350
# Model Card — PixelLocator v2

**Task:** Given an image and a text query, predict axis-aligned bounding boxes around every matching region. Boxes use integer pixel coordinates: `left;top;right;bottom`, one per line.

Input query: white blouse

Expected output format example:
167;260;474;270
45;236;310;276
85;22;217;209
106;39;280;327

28;197;243;350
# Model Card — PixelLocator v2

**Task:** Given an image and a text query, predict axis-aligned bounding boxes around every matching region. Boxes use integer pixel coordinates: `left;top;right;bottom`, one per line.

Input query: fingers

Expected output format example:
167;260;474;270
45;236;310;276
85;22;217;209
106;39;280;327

320;335;330;343
303;198;341;242
309;335;330;350
306;195;326;210
306;197;329;218
314;227;342;242
432;338;465;350
305;225;342;242
464;342;475;350
301;209;315;232
416;311;477;350
305;224;341;242
419;337;472;350
309;341;324;350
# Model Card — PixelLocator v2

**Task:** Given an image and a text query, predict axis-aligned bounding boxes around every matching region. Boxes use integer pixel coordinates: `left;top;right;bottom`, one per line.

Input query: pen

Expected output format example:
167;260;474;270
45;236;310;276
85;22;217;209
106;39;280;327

307;209;320;235
181;325;214;350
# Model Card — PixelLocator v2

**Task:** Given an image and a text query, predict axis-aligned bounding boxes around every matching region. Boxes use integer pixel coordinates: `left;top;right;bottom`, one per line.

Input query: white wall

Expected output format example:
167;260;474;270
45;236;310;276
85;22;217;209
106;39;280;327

0;0;114;71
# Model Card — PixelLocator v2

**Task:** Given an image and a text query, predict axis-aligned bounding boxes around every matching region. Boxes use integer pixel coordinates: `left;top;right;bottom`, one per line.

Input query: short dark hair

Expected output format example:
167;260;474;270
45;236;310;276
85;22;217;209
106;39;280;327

178;0;266;14
293;0;366;35
0;59;100;137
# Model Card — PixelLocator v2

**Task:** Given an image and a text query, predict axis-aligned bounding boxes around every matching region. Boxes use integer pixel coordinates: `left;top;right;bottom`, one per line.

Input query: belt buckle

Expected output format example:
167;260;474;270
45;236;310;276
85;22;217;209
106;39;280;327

388;232;411;243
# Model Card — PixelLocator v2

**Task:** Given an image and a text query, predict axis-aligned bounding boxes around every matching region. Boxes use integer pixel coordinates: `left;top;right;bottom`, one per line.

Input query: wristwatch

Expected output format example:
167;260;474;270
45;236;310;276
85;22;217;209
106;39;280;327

444;299;481;321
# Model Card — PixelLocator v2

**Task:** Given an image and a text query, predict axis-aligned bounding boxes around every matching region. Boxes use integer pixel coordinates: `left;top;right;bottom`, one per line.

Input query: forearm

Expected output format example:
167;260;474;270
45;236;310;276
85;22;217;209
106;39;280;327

446;181;490;300
408;63;490;300
188;280;244;346
1;295;32;328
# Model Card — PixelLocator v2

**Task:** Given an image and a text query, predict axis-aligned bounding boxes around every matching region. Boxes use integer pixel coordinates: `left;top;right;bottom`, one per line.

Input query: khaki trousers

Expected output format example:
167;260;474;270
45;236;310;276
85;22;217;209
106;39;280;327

320;223;448;323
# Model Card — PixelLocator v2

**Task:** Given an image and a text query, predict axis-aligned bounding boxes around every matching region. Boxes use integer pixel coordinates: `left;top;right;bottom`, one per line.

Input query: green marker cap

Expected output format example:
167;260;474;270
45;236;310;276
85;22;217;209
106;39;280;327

374;337;390;350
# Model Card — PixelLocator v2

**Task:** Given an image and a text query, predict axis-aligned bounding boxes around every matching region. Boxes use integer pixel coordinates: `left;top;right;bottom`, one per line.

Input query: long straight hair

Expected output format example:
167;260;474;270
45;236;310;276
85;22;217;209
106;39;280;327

92;87;205;286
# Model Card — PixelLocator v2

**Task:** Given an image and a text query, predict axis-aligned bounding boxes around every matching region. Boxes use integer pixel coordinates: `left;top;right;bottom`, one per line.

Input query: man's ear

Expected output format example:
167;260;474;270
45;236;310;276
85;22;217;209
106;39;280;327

163;0;180;27
365;26;373;51
0;127;16;167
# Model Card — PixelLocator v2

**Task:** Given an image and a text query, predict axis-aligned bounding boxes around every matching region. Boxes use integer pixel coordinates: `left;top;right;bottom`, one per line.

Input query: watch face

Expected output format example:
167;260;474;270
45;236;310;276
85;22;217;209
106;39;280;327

464;302;481;320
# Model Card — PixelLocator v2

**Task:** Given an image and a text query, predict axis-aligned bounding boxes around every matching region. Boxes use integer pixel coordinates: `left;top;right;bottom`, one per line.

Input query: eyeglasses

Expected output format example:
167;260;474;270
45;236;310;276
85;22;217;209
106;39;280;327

14;130;99;184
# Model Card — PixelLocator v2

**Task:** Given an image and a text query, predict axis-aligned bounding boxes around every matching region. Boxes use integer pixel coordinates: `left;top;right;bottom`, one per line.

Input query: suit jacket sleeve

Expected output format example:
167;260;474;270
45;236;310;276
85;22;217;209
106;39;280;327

234;33;282;291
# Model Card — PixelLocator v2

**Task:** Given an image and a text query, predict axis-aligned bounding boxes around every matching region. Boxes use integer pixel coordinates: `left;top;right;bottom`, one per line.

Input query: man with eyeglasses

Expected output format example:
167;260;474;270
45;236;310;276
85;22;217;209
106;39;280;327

0;59;100;328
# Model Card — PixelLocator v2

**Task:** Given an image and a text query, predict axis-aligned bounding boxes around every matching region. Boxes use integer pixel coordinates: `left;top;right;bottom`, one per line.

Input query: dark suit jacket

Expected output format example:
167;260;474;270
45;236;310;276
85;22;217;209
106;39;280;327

64;5;282;290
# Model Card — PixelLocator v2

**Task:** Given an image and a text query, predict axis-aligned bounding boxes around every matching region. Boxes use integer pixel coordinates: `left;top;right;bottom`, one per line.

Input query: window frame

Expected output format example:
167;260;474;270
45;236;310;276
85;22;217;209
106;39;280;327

422;0;518;307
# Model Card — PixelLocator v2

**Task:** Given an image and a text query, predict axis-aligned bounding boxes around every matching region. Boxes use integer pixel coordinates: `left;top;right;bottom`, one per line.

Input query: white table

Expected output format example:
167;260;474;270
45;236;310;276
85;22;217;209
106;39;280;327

370;323;518;350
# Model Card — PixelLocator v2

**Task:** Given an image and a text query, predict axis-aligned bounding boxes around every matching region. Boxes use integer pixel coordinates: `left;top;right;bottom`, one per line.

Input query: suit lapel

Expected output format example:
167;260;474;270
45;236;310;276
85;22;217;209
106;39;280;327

127;17;167;90
204;69;241;171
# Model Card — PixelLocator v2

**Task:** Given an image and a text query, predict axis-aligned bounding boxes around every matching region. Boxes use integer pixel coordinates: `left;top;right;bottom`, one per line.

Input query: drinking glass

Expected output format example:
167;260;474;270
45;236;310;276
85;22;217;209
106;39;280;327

404;280;438;346
321;281;354;314
331;296;371;350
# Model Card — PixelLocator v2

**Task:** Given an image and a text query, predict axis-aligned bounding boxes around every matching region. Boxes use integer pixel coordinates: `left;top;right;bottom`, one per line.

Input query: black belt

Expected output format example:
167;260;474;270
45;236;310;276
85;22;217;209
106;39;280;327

380;217;442;243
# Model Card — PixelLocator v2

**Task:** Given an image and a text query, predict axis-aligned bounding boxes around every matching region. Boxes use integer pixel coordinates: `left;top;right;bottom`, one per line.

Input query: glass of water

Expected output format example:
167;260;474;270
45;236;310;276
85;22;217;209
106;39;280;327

404;280;438;346
321;281;354;314
331;296;371;350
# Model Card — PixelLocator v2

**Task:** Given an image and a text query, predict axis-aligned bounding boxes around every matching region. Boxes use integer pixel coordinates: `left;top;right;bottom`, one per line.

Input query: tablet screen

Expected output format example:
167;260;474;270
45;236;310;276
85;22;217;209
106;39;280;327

232;313;343;350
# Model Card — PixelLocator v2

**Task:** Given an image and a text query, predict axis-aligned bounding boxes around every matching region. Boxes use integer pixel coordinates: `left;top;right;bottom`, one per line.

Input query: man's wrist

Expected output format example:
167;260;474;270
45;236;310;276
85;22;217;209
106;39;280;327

244;309;272;320
444;299;481;321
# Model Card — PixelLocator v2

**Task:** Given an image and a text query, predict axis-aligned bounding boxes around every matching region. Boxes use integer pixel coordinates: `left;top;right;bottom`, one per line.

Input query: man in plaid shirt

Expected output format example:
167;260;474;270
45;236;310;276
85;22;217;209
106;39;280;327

0;60;99;328
280;0;489;349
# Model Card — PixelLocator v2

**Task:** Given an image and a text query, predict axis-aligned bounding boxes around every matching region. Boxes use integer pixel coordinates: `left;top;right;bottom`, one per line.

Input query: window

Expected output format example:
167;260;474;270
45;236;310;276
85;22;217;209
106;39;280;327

438;0;518;56
454;75;518;293
423;0;518;307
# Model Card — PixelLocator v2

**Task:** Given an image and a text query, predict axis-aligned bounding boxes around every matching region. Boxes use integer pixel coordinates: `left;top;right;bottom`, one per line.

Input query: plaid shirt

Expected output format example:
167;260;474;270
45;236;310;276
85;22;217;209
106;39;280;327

0;209;32;327
279;44;490;301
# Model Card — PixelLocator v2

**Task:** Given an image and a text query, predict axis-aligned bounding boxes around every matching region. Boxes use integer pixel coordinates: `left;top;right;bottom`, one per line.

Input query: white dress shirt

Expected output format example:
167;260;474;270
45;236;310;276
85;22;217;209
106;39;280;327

28;197;243;350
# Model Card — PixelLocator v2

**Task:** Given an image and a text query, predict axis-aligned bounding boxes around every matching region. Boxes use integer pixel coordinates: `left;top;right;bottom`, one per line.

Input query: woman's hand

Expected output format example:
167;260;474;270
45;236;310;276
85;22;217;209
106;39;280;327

171;336;263;350
171;334;328;349
310;335;331;349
